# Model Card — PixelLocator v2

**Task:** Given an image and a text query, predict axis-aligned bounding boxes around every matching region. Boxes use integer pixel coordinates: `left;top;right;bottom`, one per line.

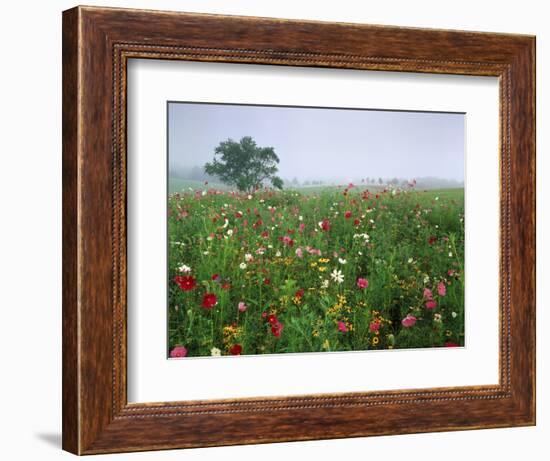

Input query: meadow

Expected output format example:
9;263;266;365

167;183;465;358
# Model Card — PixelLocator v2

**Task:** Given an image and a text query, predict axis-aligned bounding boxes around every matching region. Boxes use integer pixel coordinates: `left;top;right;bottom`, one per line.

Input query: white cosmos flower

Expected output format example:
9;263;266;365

210;347;221;357
247;194;253;200
338;258;347;265
330;269;344;284
245;253;253;262
275;250;282;257
321;279;330;289
178;264;191;273
407;258;413;264
239;262;247;270
451;312;458;318
222;218;229;229
227;229;233;236
298;216;303;221
448;252;453;257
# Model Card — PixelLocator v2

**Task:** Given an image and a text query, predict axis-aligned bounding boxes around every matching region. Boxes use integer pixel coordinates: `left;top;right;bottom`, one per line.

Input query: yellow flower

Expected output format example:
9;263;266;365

372;337;379;345
319;258;330;263
318;266;327;272
322;339;330;350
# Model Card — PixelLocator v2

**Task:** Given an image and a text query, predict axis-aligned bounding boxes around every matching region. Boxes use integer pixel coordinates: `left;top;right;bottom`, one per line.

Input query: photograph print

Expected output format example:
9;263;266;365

167;102;465;358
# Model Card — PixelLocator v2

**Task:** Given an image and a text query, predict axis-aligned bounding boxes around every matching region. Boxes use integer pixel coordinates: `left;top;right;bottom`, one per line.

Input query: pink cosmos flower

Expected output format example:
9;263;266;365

437;281;447;296
306;247;321;256
425;299;438;309
295;247;303;258
401;314;417;328
357;278;369;289
338;321;348;333
298;223;306;233
169;345;188;358
423;288;433;300
282;235;294;247
369;321;380;332
238;301;247;312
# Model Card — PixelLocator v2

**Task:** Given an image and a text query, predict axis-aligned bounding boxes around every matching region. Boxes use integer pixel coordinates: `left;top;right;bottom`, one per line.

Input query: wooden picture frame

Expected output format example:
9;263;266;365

62;5;536;455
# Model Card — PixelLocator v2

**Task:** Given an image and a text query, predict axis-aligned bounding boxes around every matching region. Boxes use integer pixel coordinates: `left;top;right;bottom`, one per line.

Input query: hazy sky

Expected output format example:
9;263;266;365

168;102;465;182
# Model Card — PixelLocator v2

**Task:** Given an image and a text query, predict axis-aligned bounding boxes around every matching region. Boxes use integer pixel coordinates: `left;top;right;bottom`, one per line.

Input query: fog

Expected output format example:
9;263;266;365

168;102;464;184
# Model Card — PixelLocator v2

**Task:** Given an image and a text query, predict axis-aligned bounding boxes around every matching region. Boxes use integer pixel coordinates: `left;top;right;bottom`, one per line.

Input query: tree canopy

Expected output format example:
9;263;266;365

204;136;283;192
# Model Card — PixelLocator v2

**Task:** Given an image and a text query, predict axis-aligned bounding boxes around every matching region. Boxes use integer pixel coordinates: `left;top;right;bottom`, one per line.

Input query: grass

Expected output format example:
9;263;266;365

167;185;465;357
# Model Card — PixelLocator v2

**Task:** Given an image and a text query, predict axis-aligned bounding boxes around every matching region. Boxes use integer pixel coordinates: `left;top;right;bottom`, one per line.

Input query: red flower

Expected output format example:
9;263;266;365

295;289;305;299
353;218;361;226
221;282;231;290
174;275;197;291
444;342;459;347
229;344;243;355
211;274;220;281
344;211;352;219
201;292;218;309
261;230;269;238
320;219;331;232
428;236;437;245
271;323;283;338
267;314;283;338
263;278;271;285
267;314;278;325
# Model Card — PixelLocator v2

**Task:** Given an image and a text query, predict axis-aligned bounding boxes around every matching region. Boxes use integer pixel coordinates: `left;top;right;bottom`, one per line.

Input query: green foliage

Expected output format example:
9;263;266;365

204;136;283;192
168;186;465;357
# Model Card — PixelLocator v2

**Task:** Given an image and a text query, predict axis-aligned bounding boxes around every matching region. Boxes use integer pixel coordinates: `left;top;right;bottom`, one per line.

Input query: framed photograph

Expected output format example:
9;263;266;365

62;6;535;454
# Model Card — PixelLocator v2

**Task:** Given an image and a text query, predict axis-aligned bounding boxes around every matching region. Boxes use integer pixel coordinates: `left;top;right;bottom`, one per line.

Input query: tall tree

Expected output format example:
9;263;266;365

204;137;283;192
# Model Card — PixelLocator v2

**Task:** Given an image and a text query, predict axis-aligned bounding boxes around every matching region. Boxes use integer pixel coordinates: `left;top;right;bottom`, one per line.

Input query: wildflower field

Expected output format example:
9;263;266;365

168;184;465;358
